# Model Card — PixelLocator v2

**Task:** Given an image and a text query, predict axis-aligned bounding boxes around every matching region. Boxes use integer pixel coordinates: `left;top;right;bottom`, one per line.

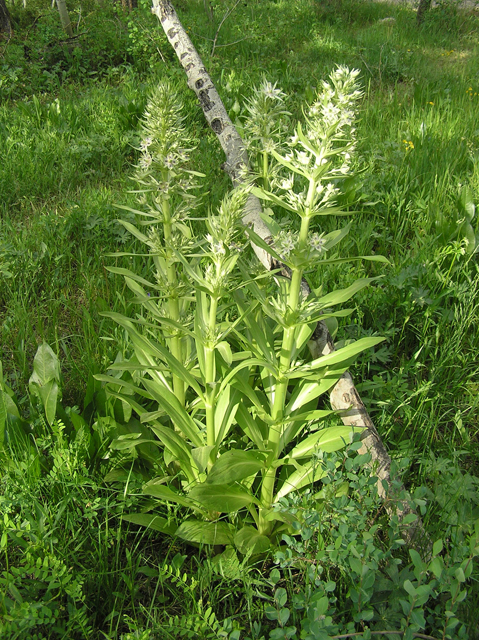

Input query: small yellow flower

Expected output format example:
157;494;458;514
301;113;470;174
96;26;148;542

428;101;434;105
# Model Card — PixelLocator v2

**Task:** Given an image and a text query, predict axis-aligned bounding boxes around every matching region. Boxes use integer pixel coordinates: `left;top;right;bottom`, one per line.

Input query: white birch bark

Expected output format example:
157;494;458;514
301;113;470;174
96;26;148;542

151;0;426;547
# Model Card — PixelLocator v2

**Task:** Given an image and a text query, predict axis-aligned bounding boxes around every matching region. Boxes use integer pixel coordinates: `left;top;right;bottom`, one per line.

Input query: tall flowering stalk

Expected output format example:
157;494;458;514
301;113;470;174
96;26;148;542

245;67;379;535
114;83;202;408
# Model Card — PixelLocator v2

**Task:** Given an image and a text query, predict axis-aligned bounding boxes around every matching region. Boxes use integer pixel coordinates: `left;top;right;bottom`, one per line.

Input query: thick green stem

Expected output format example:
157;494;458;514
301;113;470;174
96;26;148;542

258;179;316;535
162;188;185;406
262;151;269;192
205;295;218;469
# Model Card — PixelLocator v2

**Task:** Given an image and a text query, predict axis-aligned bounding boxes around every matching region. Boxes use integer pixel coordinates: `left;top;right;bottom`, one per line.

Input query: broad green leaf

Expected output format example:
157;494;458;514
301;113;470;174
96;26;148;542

29;343;60;387
143;481;202;511
429;557;444;579
292;322;317;357
275;460;327;501
176;519;235;546
216;341;233;366
218;357;277;398
458;186;476;222
207;450;266;484
37;379;59;426
189;483;258;512
432;539;443;557
288;426;359;459
122;513;177;535
234;526;270;555
192;446;215;473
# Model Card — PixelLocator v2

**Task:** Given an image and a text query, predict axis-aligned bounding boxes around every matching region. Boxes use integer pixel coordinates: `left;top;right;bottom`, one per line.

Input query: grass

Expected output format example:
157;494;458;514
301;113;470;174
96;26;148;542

1;0;479;637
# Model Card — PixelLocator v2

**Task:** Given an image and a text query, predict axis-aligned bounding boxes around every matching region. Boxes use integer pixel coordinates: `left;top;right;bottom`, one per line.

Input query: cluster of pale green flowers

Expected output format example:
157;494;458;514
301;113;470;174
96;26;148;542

135;83;201;216
243;78;290;153
306;66;363;175
201;188;249;296
274;229;327;261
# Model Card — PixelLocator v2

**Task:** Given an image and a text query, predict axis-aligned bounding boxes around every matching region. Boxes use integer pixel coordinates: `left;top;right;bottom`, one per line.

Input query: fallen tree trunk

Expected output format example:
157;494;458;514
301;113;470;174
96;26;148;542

151;0;426;547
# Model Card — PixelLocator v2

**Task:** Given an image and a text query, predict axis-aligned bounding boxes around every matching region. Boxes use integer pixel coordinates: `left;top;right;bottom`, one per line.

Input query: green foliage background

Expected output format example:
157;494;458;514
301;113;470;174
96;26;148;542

1;0;479;638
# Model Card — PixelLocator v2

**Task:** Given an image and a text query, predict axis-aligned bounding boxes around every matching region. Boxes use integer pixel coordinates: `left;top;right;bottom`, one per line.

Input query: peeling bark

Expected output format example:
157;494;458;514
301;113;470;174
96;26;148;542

0;0;12;37
151;0;428;548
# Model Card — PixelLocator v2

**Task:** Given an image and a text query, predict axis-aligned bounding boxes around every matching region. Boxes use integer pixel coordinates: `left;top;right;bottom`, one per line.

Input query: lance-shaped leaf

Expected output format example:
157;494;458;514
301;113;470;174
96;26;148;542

110;433;161;451
275;460;328;501
234;526;270;555
235;402;268;450
149;423;199;483
143;480;205;512
188;483;259;513
176;519;235;546
234;292;276;365
129;324;204;400
103;311;202;397
94;374;155;402
106;266;159;290
214;385;240;445
288;426;359;460
286;378;340;415
142;378;203;447
122;513;177;535
322;223;352;251
279;408;339;457
316;277;381;308
117;219;150;244
243;226;283;261
290;337;385;377
207;450;266;484
292;322;317;357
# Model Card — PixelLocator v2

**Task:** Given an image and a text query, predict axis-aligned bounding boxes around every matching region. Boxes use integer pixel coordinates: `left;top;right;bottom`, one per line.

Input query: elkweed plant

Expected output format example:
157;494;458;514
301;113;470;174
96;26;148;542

98;70;387;556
